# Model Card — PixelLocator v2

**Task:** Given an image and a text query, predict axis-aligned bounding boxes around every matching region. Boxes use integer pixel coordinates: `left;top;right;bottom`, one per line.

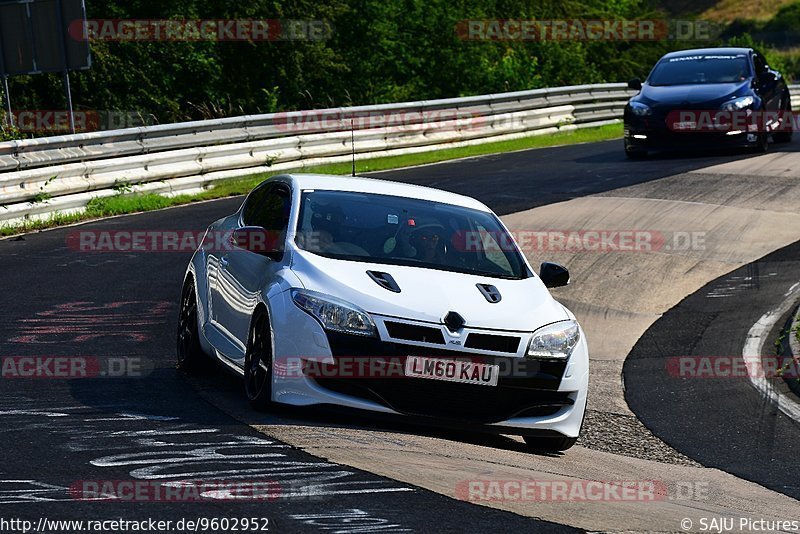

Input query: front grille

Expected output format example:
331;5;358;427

647;130;743;147
465;333;520;353
325;332;566;388
385;321;445;344
312;332;571;423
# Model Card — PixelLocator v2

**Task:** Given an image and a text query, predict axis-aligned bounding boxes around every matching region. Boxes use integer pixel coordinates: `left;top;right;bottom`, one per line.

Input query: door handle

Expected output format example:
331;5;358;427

220;257;229;268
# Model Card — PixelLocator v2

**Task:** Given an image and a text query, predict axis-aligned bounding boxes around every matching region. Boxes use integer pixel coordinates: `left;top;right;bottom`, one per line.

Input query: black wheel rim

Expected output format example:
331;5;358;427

245;316;271;400
177;286;197;366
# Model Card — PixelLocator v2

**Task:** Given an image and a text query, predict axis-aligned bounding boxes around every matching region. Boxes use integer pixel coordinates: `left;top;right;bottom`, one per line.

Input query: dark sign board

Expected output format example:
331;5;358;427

0;0;90;76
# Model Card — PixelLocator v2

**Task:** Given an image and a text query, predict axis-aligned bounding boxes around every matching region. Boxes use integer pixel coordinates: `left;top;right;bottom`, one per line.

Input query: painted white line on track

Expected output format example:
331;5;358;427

743;280;800;422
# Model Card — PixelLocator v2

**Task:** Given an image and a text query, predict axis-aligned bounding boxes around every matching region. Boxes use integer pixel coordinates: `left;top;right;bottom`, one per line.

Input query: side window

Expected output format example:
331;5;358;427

242;185;270;226
251;188;291;233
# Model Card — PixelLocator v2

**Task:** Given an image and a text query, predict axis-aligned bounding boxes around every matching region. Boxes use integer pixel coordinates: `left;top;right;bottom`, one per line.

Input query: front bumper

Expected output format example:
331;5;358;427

624;114;761;152
269;291;589;437
314;332;573;423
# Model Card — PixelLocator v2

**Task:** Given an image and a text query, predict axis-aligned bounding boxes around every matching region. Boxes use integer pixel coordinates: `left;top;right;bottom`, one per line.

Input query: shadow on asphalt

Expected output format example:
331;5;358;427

188;366;566;458
575;138;799;165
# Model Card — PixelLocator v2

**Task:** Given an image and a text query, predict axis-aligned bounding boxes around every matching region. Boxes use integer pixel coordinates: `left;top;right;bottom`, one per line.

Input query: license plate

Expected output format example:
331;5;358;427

673;120;697;131
404;356;499;387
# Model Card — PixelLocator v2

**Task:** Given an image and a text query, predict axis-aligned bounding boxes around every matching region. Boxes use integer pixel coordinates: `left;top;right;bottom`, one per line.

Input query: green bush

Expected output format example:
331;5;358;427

6;0;779;123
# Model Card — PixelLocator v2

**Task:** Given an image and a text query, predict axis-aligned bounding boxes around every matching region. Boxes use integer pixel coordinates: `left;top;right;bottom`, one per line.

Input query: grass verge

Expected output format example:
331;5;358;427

1;123;622;237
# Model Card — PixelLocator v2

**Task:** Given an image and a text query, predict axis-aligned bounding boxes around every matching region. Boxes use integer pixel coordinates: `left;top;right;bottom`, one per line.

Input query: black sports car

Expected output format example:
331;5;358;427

623;47;793;158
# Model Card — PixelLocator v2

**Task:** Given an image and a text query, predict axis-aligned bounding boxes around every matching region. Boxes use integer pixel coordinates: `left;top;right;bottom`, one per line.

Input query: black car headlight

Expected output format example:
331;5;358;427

629;102;652;117
721;96;755;111
291;289;377;337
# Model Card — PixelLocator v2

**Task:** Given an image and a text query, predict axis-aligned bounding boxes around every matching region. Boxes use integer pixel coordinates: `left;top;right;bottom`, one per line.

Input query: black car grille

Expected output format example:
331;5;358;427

633;103;736;133
310;332;571;423
465;333;520;353
325;332;565;388
643;129;740;146
385;321;445;344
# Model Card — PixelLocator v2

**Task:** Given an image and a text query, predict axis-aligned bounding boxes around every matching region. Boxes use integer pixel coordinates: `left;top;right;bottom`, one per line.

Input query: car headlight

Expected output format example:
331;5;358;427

526;320;580;360
721;96;755;111
291;289;377;337
629;102;652;116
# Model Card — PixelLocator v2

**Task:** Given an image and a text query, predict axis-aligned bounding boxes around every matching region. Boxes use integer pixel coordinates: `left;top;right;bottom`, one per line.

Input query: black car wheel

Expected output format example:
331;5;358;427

625;147;648;159
773;101;793;143
244;311;273;410
177;279;205;372
754;131;769;153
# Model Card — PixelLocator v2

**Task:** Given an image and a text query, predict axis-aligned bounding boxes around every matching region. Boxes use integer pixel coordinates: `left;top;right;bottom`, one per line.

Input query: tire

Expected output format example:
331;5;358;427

751;106;770;153
625;148;648;159
752;131;769;153
773;101;793;143
522;434;578;452
176;279;205;372
244;311;273;410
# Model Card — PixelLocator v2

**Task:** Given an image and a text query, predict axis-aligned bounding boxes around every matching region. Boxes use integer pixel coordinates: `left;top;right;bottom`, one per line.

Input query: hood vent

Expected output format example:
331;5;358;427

367;271;401;293
476;284;502;303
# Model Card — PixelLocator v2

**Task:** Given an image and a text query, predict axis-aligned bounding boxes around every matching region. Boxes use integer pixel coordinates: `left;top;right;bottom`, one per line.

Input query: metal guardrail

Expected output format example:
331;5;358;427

0;82;646;224
790;84;800;108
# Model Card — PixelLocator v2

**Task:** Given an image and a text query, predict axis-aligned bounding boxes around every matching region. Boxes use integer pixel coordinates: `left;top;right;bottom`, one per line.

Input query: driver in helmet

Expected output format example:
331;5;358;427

409;222;448;264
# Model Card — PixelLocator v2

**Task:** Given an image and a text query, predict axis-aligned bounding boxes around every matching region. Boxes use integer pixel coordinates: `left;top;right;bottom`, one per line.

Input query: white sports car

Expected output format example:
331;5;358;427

177;174;588;451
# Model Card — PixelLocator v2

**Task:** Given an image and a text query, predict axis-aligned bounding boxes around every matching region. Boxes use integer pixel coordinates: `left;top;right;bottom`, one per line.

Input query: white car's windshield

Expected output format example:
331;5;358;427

295;190;530;279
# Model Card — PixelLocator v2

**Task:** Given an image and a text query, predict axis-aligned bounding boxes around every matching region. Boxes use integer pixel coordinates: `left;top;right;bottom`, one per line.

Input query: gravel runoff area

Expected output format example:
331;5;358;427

579;409;701;467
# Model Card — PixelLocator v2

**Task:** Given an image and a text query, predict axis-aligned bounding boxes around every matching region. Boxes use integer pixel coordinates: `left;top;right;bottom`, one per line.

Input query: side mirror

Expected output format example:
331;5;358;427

232;226;282;259
539;262;570;288
627;78;642;91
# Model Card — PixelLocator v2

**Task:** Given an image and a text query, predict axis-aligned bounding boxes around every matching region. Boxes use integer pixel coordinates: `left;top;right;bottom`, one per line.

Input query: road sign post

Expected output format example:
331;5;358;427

0;0;91;134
